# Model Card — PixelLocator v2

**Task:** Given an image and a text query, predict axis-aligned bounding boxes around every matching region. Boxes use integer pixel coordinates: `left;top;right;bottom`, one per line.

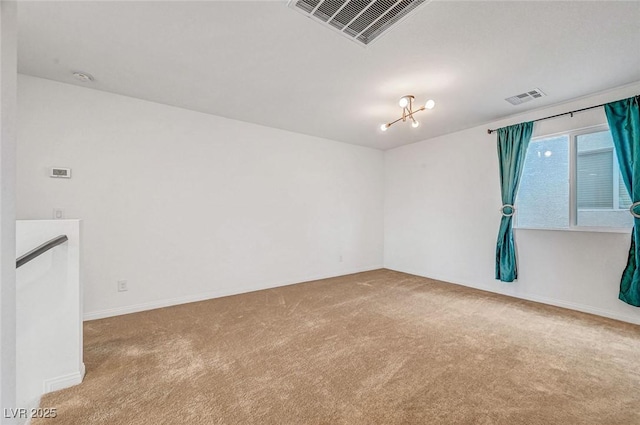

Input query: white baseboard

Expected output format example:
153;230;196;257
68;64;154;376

43;363;86;393
17;365;85;425
84;265;383;321
385;266;640;325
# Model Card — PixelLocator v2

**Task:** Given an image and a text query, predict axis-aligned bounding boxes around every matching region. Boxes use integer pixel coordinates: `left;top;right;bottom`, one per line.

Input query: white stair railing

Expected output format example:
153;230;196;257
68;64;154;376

15;220;83;418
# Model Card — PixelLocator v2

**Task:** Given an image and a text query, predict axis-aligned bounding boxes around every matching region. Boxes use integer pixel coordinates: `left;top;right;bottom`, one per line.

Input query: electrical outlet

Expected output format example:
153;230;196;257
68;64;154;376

339;254;343;263
117;280;128;292
53;208;64;219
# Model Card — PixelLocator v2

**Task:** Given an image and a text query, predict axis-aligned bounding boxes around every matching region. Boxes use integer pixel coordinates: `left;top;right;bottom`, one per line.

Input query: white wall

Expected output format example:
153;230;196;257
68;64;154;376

16;220;83;417
1;2;17;424
18;73;640;325
385;82;640;325
17;75;384;319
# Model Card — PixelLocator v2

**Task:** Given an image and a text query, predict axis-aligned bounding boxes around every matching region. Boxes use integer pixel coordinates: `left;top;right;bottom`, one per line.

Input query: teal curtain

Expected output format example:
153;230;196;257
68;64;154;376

605;95;640;307
495;122;534;282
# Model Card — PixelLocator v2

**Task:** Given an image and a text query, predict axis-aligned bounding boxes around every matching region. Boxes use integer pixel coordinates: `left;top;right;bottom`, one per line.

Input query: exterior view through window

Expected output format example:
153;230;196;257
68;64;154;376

515;127;633;230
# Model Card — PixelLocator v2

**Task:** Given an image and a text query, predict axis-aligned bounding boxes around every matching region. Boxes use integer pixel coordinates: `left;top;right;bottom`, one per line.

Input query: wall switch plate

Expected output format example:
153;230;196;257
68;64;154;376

53;208;64;219
117;280;128;292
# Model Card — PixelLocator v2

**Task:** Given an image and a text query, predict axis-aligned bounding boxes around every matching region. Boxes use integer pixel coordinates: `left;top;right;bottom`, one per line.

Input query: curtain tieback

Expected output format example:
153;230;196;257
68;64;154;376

629;201;640;218
500;204;515;217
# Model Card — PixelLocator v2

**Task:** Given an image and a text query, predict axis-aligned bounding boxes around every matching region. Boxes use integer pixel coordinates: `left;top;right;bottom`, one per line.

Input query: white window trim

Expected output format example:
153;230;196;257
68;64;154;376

515;226;631;234
612;148;622;210
579;209;626;212
515;124;633;234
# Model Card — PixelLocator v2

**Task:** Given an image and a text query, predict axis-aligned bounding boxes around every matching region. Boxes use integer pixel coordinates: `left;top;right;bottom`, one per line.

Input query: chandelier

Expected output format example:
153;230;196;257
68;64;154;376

380;95;435;131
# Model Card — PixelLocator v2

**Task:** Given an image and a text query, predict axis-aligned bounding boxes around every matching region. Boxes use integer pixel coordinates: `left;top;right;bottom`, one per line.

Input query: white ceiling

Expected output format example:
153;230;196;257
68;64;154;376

17;1;640;150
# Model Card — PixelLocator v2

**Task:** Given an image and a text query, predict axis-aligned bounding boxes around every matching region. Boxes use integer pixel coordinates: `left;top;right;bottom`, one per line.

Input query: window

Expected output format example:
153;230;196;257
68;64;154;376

515;126;633;230
575;131;632;227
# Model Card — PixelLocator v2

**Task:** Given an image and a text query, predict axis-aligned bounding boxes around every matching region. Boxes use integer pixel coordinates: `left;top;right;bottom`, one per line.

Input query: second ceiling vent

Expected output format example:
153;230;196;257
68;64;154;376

289;0;429;46
505;88;546;106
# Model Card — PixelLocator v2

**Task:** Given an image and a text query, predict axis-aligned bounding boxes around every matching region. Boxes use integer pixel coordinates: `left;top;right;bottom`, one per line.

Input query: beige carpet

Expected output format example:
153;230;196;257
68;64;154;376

35;269;640;425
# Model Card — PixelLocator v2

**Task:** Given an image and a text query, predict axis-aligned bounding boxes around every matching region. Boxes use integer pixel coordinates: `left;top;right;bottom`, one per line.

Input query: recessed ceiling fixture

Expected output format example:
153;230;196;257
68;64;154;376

380;95;435;132
289;0;430;46
72;71;94;83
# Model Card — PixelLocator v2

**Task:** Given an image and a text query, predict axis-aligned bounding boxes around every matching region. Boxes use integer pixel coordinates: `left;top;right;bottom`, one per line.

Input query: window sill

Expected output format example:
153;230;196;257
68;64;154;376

578;209;631;212
514;226;632;234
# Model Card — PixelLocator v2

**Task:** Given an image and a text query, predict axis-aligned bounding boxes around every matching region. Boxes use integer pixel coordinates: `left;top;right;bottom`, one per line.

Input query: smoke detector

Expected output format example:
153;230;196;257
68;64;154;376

505;88;545;106
288;0;431;46
72;71;94;83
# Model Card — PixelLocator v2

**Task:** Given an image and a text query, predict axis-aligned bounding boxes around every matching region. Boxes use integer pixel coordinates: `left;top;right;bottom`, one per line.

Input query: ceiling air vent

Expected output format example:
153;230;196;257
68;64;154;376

505;88;546;106
289;0;430;46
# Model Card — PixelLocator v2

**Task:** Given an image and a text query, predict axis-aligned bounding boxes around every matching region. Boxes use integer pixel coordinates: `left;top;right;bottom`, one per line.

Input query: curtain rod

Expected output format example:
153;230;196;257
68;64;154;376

486;102;610;135
487;94;640;134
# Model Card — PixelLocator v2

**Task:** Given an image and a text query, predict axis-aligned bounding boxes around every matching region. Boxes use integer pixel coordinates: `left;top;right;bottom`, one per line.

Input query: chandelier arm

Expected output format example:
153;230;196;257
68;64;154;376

389;108;427;128
407;106;425;117
386;115;406;128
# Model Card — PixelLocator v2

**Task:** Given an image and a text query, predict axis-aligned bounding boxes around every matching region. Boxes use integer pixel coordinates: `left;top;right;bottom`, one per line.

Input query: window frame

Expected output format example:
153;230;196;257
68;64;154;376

515;124;632;234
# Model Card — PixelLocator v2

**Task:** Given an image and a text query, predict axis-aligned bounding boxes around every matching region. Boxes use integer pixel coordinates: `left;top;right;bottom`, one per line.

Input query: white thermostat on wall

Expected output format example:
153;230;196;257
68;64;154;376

50;167;71;178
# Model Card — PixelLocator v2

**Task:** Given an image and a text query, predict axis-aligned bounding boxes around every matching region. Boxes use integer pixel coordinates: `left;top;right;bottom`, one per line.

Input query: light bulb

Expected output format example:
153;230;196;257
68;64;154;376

411;120;420;128
425;99;435;110
399;97;409;108
380;123;389;132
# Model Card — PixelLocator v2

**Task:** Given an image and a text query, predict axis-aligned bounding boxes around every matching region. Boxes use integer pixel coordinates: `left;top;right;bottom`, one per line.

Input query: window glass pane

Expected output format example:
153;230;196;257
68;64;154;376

515;136;569;229
576;130;633;227
577;149;613;209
